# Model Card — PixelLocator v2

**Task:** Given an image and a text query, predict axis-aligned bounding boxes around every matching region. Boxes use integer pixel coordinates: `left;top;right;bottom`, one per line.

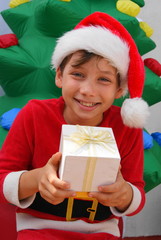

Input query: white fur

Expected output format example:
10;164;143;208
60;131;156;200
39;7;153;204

52;26;130;89
121;98;150;128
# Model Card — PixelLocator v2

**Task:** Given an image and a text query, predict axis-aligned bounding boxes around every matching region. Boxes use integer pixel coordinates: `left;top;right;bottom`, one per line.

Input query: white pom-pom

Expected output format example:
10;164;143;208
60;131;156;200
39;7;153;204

121;98;150;128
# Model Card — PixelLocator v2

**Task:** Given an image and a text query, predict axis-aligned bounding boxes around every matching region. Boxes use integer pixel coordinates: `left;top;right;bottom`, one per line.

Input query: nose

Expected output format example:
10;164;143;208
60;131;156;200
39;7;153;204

79;79;96;96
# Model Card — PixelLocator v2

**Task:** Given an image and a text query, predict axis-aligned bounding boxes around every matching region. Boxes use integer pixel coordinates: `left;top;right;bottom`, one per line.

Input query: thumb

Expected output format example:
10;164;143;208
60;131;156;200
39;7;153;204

116;168;124;182
49;152;62;170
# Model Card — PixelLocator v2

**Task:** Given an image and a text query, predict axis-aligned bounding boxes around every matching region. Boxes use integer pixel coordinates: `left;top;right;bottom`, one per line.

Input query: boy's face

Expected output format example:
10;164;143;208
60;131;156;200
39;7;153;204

56;51;123;126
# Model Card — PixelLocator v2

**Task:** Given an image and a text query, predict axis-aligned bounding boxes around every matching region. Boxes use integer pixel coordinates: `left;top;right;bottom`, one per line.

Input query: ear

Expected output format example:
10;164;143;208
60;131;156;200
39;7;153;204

115;87;124;99
55;67;63;88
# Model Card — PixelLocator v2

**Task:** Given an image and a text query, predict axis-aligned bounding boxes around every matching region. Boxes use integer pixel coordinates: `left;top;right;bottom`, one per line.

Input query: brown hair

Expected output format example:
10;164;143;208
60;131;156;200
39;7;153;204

59;50;120;86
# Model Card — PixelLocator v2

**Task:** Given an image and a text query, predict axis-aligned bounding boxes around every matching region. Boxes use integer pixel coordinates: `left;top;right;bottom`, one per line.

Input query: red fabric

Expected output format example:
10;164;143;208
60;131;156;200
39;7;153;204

0;97;145;237
144;58;161;76
0;204;17;240
0;34;18;48
17;228;118;240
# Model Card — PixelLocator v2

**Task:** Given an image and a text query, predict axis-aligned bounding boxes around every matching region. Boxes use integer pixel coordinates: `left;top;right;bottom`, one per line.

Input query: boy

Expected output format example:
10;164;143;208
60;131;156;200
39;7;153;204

0;12;149;239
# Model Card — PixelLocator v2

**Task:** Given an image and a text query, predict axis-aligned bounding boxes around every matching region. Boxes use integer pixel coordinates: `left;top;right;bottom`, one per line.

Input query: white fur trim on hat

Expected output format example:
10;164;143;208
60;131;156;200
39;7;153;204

121;98;150;128
52;26;129;90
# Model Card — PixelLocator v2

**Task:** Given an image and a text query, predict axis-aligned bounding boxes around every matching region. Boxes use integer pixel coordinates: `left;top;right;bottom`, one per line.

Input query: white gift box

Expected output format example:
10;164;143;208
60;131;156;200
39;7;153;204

59;125;121;192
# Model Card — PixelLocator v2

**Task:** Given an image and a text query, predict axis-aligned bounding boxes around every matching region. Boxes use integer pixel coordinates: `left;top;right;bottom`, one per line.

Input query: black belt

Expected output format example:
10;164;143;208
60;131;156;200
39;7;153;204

29;192;112;222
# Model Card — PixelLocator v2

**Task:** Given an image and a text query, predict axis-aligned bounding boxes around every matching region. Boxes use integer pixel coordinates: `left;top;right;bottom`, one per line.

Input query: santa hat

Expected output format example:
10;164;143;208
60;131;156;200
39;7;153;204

52;12;149;128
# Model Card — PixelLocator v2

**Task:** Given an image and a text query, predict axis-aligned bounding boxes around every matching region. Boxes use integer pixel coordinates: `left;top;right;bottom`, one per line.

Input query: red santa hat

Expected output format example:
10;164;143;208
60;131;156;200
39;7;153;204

52;12;149;128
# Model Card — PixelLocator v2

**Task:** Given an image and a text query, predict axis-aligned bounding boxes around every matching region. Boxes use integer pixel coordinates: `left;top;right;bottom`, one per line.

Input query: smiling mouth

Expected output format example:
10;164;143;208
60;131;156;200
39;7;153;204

80;101;96;107
76;99;99;107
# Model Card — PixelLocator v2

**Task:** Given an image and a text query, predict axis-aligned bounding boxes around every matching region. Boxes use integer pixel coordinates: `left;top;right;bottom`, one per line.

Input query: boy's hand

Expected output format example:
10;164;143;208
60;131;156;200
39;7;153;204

88;170;133;212
38;152;76;205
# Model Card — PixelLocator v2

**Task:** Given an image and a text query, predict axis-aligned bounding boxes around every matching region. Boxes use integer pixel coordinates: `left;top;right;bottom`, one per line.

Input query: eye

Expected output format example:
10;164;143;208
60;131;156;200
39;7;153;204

99;77;111;83
71;72;84;78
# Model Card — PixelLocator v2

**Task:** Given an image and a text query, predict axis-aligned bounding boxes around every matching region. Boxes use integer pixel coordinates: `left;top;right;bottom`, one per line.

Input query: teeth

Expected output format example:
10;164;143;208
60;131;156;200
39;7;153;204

80;101;96;107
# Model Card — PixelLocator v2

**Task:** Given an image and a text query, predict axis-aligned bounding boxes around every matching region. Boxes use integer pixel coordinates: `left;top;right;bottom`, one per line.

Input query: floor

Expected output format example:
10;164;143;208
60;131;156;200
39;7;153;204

123;237;161;240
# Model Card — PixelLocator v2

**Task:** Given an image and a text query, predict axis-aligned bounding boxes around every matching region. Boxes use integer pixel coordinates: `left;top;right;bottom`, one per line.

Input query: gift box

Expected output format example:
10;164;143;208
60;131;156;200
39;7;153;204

59;124;121;192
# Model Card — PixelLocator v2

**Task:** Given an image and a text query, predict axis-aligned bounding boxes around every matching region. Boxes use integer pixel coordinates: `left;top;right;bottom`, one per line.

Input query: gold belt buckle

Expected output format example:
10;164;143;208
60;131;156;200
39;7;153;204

66;192;98;222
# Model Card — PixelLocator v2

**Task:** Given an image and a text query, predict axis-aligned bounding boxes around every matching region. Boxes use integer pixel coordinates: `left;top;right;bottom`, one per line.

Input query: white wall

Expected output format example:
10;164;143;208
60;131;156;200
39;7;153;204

124;185;161;237
0;0;11;35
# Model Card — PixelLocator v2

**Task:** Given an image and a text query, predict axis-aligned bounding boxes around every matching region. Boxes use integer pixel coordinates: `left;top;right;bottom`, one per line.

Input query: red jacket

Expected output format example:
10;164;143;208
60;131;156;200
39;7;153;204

0;97;145;239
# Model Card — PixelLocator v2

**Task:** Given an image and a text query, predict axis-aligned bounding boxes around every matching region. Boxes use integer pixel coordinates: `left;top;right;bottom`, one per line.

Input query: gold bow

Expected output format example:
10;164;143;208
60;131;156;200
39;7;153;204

69;125;115;153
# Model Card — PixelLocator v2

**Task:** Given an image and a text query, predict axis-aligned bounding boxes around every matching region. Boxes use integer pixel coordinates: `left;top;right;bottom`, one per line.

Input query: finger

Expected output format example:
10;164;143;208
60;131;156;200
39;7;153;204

116;169;124;180
40;179;75;198
47;152;69;188
98;170;124;193
88;191;117;207
48;175;70;190
97;183;118;193
40;187;76;205
40;190;64;205
49;152;62;170
48;152;72;190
